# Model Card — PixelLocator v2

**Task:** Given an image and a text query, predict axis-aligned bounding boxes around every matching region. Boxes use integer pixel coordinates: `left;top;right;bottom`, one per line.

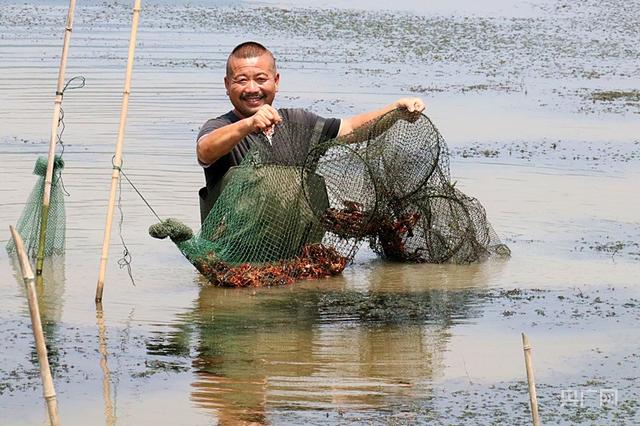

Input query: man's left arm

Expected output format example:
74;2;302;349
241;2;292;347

338;97;425;136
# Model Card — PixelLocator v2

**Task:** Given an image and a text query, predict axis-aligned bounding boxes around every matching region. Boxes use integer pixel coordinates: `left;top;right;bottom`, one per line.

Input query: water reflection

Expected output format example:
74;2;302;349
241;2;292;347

9;255;67;375
9;256;67;321
95;303;116;426
353;257;506;292
147;259;505;423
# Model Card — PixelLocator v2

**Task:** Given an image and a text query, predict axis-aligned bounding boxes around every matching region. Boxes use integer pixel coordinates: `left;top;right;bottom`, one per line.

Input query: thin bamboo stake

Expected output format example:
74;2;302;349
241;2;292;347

35;0;77;286
96;0;143;303
96;302;116;425
522;333;541;426
10;226;61;426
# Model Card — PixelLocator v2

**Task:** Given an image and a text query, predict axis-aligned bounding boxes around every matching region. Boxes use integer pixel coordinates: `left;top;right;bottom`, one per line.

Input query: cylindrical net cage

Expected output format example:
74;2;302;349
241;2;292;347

6;156;66;258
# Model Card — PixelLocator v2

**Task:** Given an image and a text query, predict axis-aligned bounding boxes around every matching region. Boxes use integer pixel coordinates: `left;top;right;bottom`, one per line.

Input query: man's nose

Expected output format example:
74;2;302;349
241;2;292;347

245;80;260;92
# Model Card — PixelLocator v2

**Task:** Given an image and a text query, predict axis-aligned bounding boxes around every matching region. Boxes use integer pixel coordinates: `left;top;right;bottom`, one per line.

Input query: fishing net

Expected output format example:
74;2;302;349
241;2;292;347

151;109;509;287
368;187;511;263
6;156;66;258
150;121;355;287
305;109;509;263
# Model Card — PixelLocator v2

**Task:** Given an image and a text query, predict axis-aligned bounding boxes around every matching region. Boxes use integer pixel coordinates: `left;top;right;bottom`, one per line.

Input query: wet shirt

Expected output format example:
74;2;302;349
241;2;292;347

196;108;341;190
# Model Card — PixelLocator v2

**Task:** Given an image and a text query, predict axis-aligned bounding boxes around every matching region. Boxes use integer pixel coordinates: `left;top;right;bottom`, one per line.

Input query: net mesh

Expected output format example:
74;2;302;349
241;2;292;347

6;155;66;258
306;109;509;263
151;109;509;287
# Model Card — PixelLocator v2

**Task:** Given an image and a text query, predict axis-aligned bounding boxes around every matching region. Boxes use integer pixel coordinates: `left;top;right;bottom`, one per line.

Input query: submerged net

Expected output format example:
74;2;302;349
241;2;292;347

368;186;510;263
305;109;509;264
151;109;509;287
150;121;356;287
6;155;66;257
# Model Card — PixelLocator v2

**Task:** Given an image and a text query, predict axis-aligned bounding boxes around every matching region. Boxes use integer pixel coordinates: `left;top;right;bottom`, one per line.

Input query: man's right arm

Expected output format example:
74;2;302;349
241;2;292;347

197;105;282;166
197;118;254;166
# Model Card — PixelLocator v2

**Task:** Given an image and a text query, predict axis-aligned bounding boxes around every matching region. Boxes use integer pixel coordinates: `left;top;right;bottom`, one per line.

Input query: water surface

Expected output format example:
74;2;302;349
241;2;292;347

1;0;639;424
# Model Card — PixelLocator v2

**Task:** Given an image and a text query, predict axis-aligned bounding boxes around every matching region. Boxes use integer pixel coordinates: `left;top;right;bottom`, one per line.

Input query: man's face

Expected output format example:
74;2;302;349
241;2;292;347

224;54;280;118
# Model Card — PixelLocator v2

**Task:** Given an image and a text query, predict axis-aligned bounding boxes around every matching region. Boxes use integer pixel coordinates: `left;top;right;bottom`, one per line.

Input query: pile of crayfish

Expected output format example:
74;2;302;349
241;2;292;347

320;200;376;238
374;212;423;261
320;200;423;261
195;244;348;287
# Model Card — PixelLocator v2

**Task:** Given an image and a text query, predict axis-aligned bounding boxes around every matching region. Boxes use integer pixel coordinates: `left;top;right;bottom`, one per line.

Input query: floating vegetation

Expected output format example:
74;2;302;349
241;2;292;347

450;140;640;168
590;90;640;103
574;238;640;260
571;88;640;114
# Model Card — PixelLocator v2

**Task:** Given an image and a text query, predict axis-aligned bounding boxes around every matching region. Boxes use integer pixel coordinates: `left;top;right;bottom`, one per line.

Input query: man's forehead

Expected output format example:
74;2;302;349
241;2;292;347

228;55;275;76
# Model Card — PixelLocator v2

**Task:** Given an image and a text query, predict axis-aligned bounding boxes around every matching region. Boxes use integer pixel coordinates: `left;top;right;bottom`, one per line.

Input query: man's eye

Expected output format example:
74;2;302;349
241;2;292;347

235;79;248;84
256;78;268;84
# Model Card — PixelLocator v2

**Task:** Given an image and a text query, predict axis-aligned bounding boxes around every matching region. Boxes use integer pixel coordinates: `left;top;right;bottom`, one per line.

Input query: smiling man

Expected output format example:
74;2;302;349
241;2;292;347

196;41;425;222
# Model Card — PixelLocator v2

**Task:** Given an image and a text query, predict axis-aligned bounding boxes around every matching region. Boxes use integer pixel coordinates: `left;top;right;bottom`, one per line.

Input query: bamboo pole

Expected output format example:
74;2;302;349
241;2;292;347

522;333;541;426
10;226;60;426
96;0;143;303
35;0;77;286
96;303;116;425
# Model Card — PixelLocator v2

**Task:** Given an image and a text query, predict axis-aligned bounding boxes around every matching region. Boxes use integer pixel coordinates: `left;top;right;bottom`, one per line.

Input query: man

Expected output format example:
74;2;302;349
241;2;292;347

196;41;425;222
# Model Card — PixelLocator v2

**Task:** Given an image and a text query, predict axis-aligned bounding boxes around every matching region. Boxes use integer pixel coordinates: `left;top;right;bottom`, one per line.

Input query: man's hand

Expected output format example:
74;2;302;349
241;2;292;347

338;97;427;137
197;105;282;166
393;97;426;113
249;105;282;132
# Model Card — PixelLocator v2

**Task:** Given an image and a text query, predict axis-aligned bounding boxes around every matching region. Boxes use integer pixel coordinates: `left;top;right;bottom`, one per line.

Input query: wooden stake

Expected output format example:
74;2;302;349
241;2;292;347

96;0;143;303
35;0;77;286
10;226;60;426
96;303;116;425
522;333;541;426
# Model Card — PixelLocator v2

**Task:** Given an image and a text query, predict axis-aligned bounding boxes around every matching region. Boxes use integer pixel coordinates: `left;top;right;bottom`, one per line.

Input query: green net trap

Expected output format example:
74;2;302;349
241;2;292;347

151;109;509;287
6;155;66;258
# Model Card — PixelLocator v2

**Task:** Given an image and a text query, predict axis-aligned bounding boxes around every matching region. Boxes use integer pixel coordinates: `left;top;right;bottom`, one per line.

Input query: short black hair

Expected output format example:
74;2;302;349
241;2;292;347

226;41;276;76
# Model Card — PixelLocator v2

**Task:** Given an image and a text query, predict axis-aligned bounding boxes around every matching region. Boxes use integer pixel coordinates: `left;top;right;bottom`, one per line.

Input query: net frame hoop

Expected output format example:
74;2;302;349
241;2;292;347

302;140;381;241
420;192;476;263
369;110;444;204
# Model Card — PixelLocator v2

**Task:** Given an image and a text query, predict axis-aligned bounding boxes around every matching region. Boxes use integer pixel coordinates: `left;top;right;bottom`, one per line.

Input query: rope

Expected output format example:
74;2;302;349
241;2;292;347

62;75;86;93
111;155;165;286
112;162;162;222
113;156;135;286
55;75;86;196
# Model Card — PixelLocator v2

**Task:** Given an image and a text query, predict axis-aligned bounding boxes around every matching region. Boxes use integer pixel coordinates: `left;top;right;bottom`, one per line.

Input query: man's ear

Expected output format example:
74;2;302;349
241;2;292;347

274;72;280;92
224;75;230;95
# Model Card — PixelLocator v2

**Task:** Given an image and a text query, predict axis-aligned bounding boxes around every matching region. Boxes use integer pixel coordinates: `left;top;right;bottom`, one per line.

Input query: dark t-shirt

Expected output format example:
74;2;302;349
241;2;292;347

197;108;341;190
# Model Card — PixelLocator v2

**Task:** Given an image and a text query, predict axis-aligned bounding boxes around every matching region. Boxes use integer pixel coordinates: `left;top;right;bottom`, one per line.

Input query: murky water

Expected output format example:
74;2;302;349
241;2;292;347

1;0;639;424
